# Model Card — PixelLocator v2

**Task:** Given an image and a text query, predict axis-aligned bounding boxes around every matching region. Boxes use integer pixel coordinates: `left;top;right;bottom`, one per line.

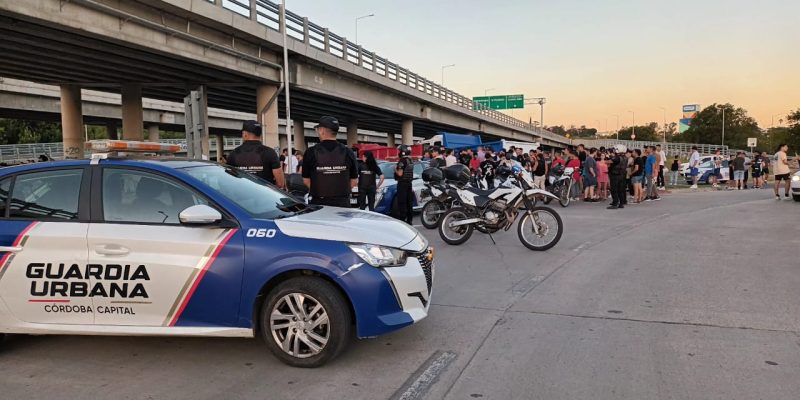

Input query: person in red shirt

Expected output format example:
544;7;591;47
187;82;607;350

564;149;581;200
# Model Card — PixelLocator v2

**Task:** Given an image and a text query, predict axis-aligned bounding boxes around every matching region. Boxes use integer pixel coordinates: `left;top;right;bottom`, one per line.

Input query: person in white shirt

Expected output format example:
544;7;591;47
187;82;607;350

656;144;667;190
445;149;457;167
285;150;302;174
688;146;701;189
773;144;791;200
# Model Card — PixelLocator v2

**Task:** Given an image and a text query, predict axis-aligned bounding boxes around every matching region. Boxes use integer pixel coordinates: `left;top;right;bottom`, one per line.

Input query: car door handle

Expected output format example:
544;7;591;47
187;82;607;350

0;246;22;253
94;245;130;256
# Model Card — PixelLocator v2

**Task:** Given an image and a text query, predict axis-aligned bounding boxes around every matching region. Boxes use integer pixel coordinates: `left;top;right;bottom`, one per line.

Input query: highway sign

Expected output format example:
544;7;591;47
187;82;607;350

747;137;757;148
472;94;524;110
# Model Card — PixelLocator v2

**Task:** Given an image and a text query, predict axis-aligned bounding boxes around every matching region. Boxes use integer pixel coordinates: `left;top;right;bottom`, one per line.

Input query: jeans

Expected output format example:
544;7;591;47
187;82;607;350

669;171;679;185
646;175;657;198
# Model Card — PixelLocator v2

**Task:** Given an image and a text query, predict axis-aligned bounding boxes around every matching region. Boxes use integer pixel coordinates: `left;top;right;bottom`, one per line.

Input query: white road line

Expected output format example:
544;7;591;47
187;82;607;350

395;351;457;400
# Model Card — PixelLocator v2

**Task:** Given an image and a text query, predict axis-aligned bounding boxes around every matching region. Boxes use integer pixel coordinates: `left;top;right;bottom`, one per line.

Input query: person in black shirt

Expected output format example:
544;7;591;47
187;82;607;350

428;147;446;168
392;146;415;224
480;150;497;189
357;150;384;211
227;120;284;187
301;116;358;207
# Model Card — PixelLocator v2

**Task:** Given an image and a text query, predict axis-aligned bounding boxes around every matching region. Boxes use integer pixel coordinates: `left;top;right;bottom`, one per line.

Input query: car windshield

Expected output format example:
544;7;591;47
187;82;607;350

379;161;425;180
181;164;312;219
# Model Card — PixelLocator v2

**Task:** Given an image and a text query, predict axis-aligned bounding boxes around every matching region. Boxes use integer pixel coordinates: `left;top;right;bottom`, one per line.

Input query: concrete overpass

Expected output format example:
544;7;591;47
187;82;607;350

0;0;568;159
0;78;415;147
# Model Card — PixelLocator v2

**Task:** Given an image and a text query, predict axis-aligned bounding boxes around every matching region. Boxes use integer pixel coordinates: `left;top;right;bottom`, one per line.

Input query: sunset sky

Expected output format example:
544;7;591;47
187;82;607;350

288;0;799;130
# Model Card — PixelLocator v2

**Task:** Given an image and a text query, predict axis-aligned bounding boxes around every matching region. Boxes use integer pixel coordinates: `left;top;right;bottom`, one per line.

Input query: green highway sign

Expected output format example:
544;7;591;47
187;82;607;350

472;94;525;110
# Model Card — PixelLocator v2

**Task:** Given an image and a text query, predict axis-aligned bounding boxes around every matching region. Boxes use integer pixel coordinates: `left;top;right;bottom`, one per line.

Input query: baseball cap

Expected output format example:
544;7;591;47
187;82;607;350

315;116;340;131
242;120;262;136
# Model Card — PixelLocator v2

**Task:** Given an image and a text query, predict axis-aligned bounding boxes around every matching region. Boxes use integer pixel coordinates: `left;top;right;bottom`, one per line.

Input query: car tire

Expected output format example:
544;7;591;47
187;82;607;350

260;277;353;368
793;195;800;202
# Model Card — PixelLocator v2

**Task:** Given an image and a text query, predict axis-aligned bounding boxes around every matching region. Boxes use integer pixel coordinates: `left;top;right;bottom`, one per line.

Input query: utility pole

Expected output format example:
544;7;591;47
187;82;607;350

525;97;546;134
721;107;725;148
628;110;635;140
659;107;666;142
612;114;619;140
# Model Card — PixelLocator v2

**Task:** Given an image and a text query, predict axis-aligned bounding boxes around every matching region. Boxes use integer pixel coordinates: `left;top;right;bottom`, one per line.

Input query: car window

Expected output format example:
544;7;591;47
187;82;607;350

9;169;82;220
699;160;713;168
181;164;308;219
0;178;10;218
379;163;395;180
103;169;208;224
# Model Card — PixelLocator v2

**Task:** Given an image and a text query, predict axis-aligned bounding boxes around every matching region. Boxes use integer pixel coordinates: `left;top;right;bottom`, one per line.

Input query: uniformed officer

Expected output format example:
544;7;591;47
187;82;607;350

392;145;415;224
608;144;628;209
301;116;358;207
226;120;285;188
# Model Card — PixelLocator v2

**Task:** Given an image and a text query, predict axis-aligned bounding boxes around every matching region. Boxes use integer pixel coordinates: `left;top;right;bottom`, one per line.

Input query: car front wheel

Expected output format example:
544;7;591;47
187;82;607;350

793;195;800;202
260;277;353;368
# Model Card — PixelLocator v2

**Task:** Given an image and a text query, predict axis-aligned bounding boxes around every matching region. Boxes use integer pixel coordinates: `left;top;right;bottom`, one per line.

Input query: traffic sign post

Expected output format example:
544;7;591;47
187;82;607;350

747;137;757;155
472;94;524;110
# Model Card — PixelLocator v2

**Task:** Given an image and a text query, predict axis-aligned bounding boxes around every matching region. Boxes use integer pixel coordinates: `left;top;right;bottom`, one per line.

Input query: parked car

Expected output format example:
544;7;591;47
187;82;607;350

791;171;800;201
351;161;429;213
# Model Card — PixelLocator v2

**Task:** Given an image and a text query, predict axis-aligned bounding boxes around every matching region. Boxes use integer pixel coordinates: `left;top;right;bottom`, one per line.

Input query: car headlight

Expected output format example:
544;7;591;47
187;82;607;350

792;175;800;182
348;244;407;267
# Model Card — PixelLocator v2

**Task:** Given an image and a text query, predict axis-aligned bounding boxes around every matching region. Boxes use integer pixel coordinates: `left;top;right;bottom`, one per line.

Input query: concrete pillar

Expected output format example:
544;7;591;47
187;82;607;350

346;122;358;146
121;84;144;140
256;84;280;148
386;133;396;147
401;119;413;145
147;124;159;142
293;119;306;151
60;85;84;159
216;133;225;162
106;122;118;140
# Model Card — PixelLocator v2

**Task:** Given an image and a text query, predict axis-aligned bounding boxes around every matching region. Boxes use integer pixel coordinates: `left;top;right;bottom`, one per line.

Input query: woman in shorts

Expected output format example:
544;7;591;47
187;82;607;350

631;149;645;203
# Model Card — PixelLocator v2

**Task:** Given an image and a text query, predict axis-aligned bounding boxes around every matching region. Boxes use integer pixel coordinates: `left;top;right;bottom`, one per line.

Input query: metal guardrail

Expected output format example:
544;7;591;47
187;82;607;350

576;139;742;156
210;0;560;141
0;138;244;164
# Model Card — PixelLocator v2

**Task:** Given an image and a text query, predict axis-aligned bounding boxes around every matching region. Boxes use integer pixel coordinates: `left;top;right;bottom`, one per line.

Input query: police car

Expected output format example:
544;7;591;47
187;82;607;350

0;141;433;367
791;170;800;201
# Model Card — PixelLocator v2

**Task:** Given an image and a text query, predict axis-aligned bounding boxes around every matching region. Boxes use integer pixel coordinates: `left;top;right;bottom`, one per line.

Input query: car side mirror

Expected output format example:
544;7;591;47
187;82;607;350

179;205;223;225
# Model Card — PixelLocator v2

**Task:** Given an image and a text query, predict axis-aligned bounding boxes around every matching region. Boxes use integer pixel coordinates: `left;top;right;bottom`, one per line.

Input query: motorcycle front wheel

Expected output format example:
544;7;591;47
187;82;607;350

438;207;474;245
517;206;563;251
421;200;446;229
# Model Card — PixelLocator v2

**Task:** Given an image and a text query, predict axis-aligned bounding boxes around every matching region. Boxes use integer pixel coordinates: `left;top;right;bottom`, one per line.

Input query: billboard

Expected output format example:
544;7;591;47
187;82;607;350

679;104;700;133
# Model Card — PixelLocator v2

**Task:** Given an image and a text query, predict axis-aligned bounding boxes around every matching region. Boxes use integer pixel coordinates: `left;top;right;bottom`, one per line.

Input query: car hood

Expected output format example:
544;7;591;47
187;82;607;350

274;206;427;251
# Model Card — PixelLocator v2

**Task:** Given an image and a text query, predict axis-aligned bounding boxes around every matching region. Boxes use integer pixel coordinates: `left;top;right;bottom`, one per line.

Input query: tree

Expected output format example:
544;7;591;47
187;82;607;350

546;125;566;136
785;108;800;154
672;103;760;149
0;119;62;144
616;122;659;142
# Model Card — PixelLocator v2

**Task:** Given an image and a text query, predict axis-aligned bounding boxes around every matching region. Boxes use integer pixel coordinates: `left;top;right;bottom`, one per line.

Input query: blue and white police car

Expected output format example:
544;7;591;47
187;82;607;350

0;141;433;367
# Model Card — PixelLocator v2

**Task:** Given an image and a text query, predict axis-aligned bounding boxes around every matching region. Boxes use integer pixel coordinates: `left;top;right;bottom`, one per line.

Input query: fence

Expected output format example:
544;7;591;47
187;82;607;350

574;139;744;157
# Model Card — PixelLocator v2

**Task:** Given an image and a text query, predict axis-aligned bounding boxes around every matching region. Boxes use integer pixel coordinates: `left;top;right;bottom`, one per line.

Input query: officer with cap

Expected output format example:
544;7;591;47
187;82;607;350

227;120;284;188
607;144;628;209
392;145;415;224
302;116;358;207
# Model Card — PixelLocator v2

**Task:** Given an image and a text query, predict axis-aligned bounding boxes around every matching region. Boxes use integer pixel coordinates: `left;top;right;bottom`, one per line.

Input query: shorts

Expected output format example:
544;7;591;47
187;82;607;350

690;167;699;177
583;175;597;188
631;176;643;184
774;173;790;182
751;171;762;178
733;170;745;180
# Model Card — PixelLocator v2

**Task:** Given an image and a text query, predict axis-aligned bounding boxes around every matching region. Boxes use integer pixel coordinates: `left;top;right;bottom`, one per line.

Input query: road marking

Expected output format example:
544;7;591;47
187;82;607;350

392;351;457;400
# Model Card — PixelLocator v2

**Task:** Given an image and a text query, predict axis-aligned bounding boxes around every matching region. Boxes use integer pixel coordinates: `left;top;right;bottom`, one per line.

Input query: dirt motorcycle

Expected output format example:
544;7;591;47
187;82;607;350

437;165;564;251
543;164;574;207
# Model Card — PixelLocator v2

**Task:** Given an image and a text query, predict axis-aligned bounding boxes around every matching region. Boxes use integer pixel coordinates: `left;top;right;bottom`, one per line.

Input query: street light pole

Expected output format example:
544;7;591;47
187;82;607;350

484;88;495;96
354;13;375;45
659;107;666;142
612;114;619;140
721;107;725;148
281;1;292;186
628;111;635;140
441;64;455;86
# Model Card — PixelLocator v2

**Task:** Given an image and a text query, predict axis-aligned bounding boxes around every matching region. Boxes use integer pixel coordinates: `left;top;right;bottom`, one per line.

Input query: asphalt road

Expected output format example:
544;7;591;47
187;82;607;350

1;188;798;400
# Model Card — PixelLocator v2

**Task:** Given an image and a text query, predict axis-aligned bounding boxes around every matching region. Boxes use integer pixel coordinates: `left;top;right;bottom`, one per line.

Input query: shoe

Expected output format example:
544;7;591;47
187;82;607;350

645;198;653;202
690;185;698;189
775;195;780;200
654;197;661;201
618;205;624;209
607;205;619;209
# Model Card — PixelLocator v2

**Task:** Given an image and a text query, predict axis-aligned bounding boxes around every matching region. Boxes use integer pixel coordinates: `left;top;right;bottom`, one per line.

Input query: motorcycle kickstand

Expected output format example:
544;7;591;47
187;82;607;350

487;232;497;245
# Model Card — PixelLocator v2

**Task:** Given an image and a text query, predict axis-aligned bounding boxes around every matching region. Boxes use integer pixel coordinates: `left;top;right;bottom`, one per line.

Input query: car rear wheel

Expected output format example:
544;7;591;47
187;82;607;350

260;277;353;368
793;195;800;202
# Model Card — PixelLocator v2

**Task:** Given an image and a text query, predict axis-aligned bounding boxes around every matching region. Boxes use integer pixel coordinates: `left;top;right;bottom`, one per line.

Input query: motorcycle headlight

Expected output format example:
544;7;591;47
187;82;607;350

348;244;407;267
792;175;800;182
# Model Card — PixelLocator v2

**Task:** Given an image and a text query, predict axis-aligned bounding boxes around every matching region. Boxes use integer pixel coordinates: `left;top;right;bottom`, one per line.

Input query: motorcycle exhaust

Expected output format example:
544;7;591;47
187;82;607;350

447;218;483;228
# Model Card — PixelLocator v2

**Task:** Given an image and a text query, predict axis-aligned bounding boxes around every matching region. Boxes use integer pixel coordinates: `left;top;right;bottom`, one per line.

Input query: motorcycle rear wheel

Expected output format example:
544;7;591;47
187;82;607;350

438;208;474;245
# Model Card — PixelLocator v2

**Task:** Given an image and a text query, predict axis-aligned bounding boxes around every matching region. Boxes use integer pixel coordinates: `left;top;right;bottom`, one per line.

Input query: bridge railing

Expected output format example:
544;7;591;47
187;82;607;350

209;0;559;141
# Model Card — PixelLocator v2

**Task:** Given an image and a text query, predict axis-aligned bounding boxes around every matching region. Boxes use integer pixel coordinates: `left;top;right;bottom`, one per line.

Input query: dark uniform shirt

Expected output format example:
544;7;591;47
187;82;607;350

396;157;414;183
301;140;358;198
226;140;281;184
357;160;382;191
429;157;446;168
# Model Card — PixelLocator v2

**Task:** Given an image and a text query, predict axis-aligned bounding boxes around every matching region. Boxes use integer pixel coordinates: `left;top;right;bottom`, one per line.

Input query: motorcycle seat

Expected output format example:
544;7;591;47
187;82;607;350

465;187;496;197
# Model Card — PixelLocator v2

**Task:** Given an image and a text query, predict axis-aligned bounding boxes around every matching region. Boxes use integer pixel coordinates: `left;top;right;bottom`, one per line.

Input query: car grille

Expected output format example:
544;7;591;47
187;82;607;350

416;249;434;294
